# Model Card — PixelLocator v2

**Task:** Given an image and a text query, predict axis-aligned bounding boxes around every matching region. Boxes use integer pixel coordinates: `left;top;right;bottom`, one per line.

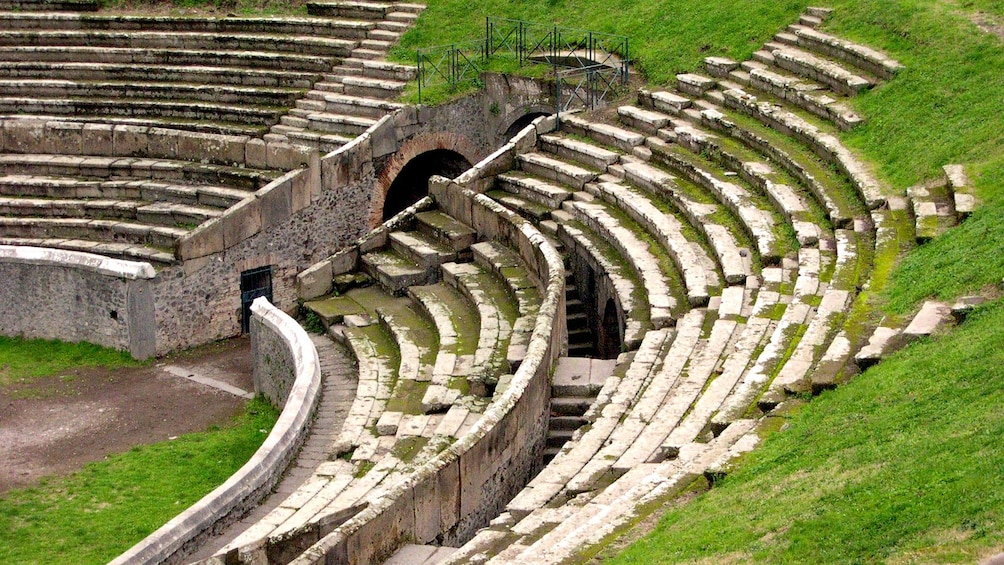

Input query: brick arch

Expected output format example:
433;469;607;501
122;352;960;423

370;132;479;228
498;105;553;141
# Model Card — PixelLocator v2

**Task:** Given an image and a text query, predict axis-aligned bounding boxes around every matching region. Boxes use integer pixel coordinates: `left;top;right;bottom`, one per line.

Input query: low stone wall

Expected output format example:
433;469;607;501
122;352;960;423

110;297;322;565
0;245;157;358
287;124;566;564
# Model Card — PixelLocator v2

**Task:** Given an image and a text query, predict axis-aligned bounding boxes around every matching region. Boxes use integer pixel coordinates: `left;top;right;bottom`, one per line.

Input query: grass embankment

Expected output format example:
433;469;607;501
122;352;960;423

0;336;144;386
0;397;279;564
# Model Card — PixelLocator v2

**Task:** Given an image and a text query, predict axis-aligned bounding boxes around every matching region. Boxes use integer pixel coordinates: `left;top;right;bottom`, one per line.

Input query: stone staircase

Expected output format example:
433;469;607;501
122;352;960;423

266;0;424;152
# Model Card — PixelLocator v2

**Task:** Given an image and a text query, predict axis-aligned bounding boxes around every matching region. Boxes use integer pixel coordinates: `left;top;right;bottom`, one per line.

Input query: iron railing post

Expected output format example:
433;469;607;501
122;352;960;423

416;49;422;104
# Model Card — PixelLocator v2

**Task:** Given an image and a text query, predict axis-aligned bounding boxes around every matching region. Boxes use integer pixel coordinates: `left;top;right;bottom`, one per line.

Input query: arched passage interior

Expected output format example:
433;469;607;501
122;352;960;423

382;149;472;221
502;112;550;142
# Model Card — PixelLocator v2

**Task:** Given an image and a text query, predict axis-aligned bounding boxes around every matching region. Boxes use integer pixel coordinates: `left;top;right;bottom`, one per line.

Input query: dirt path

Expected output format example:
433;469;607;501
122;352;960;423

0;337;254;494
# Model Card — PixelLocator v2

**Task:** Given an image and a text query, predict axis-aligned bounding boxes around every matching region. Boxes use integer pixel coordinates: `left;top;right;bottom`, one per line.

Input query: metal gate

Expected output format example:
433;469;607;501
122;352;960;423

240;266;273;333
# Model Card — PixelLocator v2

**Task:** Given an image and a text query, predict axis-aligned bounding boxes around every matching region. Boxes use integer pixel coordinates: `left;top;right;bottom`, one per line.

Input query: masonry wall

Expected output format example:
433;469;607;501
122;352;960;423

0;246;156;358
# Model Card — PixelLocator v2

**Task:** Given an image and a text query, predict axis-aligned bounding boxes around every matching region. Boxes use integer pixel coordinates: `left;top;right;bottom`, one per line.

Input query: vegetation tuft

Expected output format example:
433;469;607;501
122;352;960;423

0;336;145;387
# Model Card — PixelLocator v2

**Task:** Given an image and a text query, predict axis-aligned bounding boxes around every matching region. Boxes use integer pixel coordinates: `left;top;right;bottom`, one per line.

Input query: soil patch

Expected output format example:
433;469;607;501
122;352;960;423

0;337;254;494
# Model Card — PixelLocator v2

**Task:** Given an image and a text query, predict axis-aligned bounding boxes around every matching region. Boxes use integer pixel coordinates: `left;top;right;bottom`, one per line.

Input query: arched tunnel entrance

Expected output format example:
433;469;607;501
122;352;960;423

382;149;473;221
503;112;550;142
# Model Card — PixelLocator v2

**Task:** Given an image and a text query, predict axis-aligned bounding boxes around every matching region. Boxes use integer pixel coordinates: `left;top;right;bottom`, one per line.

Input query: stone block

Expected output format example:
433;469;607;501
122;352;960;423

222;196;262;248
3;120;45;153
146;127;180;160
45;121;83;155
371;115;398;158
330;246;359;275
0;120;4;153
179;131;247;166
297;259;333;300
176;217;225;260
257;177;292;230
266;141;310;170
472;199;501;240
245;138;267;169
82;123;115;156
308;150;322;201
112;125;149;156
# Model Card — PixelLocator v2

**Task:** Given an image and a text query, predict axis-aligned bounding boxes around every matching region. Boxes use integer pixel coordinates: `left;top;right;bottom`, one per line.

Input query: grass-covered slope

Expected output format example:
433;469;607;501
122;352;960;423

0;336;145;386
609;300;1004;564
0;398;279;564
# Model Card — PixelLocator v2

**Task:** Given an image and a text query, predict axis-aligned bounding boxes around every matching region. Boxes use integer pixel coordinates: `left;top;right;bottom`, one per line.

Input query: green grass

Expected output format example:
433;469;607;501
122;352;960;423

609;299;1004;564
0;336;144;386
0;396;279;565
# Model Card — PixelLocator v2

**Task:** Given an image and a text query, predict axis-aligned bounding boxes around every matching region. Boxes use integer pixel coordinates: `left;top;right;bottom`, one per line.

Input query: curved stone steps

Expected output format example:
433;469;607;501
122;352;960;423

0;12;376;39
0;26;359;55
0;235;175;264
644;135;788;264
0;61;321;89
754;41;876;97
0;95;285;128
0;113;268;138
505;329;672;520
551;210;650;350
617;156;754;284
0;153;276;191
0;0;97;11
778;23;903;81
561;198;682;328
0;173;250;209
0;45;334;73
585;178;720;306
0;215;186;250
441;260;518;397
0;196;220;226
0;78;304;107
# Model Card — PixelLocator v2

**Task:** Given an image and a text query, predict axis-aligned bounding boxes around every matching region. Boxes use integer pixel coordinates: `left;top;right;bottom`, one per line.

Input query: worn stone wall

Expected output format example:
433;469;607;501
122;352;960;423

0;246;156;358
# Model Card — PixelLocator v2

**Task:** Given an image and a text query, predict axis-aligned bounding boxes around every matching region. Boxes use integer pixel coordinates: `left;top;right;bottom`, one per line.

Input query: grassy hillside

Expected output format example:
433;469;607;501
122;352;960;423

397;0;1004;562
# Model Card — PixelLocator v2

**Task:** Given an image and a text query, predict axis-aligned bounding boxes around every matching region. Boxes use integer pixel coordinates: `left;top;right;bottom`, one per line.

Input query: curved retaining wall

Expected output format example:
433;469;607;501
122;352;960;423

110;297;322;565
285;126;567;564
0;245;157;359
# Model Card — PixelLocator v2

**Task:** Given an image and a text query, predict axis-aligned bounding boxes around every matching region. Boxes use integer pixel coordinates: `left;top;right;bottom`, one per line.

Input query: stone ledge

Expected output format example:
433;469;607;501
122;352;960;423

0;243;155;279
110;298;322;565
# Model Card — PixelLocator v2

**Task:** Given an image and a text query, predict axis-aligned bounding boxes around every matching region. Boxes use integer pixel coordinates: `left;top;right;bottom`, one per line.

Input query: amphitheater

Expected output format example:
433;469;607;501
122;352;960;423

0;0;993;563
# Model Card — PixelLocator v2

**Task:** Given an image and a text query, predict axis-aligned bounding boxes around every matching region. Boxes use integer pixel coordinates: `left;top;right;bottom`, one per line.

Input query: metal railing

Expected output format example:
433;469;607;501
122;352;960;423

415;18;630;105
416;39;488;104
555;63;627;125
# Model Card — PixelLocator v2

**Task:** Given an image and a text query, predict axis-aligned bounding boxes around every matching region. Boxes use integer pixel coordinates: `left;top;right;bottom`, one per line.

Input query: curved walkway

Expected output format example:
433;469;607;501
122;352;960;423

188;334;356;561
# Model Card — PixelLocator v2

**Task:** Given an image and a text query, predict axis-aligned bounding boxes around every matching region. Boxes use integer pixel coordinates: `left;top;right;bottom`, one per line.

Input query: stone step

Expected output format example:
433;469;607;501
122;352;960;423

385;11;419;24
414;209;476;252
0;45;334;73
0;96;284;128
350;47;385;60
539;133;620;171
0;173;249;209
389;229;458;269
306;111;377;135
0;30;358;58
385;544;457;565
763;41;875;97
440;260;518;396
0;153;275;191
331;58;417;81
306;1;390;19
496;172;574;210
943;164;977;220
0;12;375;38
0;0;97;11
0;196;219;227
361;247;436;295
280;129;354;153
0;60;322;89
487;189;554;222
782;24;904;80
550;396;592;416
717;85;887;209
0;78;303;107
556;215;649;350
559;113;645;153
728;59;864;130
518;152;597;191
853;325;904;370
316;92;403;118
906;178;957;243
0;236;175;264
0;216;187;249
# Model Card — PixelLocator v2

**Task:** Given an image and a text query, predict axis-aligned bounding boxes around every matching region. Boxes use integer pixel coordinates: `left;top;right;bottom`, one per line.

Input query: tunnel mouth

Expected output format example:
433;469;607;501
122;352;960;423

382;149;473;221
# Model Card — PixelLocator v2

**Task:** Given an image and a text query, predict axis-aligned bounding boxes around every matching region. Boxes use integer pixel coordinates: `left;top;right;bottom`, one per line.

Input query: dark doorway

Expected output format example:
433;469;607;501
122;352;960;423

240;266;273;333
382;149;472;221
596;298;621;359
503;112;550;142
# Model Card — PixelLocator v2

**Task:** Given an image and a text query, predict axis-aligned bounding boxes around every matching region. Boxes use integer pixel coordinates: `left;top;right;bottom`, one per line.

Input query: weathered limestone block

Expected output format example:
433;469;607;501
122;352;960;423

112;125;149;156
222;196;262;248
